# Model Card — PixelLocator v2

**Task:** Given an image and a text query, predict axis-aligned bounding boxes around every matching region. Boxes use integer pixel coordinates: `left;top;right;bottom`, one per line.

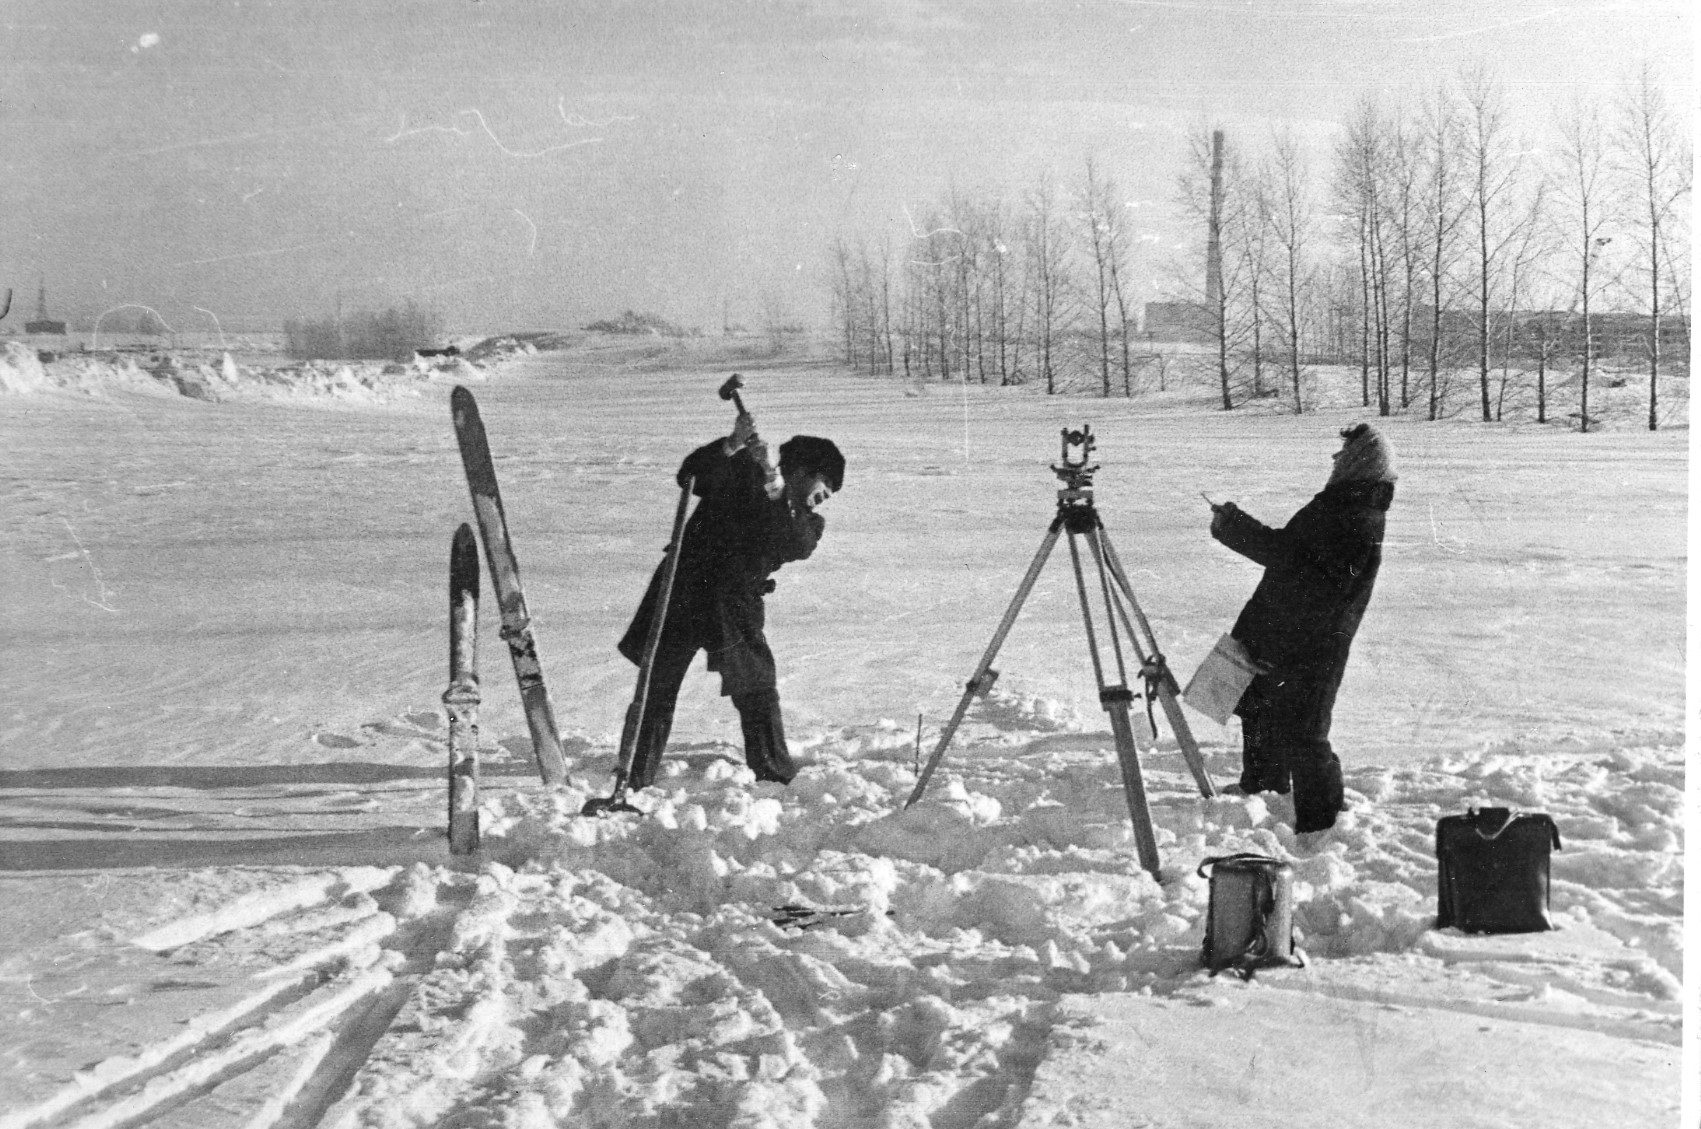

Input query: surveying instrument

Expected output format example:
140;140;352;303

906;425;1217;877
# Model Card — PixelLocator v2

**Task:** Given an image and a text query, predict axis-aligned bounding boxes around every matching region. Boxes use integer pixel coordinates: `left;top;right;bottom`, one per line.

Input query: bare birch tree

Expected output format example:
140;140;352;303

1554;98;1613;431
829;237;857;366
1388;114;1423;410
1617;63;1693;431
1264;127;1315;413
1025;173;1073;395
1241;171;1272;399
981;197;1017;385
1338;96;1393;413
1461;66;1528;423
1081;157;1137;397
1419;83;1470;421
1493;180;1551;420
1105;221;1137;397
1081;157;1117;397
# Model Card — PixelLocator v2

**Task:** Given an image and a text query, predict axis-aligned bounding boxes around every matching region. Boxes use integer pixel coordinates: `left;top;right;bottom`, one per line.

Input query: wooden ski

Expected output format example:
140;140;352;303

444;522;482;852
450;386;568;786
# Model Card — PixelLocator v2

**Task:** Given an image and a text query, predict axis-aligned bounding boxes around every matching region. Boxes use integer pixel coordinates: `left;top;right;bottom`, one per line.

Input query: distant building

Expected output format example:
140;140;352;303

25;283;66;336
1406;306;1690;362
1141;301;1213;344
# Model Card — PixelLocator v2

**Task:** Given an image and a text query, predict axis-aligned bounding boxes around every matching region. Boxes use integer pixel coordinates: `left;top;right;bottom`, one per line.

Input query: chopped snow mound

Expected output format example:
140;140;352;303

354;734;1680;1123
484;739;1682;973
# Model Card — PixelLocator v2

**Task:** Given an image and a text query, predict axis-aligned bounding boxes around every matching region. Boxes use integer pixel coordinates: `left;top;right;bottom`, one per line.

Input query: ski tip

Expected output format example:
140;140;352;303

450;523;480;584
451;384;475;413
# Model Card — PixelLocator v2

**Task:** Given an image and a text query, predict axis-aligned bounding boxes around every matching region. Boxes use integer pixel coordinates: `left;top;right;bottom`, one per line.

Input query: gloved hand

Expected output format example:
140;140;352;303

1209;500;1240;537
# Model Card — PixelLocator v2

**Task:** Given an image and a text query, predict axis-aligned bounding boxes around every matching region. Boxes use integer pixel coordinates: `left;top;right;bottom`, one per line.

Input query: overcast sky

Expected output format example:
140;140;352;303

2;0;1691;335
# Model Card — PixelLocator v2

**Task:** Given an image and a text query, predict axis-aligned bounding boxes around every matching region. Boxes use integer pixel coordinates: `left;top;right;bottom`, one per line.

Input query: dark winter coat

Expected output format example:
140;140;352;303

619;438;824;695
1212;479;1394;697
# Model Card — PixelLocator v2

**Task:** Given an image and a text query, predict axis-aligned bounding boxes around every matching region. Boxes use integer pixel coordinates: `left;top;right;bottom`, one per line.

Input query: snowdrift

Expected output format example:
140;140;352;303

0;342;499;406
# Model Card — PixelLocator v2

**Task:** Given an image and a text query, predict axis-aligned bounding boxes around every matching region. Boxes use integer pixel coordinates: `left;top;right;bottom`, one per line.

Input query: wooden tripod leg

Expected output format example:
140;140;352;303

905;518;1065;809
1103;688;1162;878
1095;528;1218;798
1067;526;1161;877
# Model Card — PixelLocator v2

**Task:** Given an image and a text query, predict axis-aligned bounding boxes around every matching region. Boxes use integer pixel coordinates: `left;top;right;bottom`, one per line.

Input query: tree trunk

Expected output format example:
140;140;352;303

1357;216;1372;408
1647;212;1661;432
1536;325;1548;423
1477;189;1493;422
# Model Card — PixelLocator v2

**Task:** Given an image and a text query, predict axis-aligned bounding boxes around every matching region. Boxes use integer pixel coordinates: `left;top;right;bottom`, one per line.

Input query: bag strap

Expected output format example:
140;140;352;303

1468;807;1517;840
1468;808;1562;849
1197;852;1279;880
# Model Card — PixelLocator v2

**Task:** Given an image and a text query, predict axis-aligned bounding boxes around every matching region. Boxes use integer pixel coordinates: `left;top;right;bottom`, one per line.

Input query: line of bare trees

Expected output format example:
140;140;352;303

827;64;1690;431
827;166;1178;399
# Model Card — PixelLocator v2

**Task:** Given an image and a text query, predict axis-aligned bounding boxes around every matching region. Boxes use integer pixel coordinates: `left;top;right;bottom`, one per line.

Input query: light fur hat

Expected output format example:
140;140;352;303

1328;422;1397;485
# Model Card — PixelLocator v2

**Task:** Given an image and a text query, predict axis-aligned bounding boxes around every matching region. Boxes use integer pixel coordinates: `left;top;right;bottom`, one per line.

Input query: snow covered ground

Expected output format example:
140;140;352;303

0;340;1687;1127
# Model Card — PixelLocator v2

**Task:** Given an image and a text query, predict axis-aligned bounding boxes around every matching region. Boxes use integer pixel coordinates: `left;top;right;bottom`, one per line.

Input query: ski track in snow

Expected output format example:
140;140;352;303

0;342;1684;1126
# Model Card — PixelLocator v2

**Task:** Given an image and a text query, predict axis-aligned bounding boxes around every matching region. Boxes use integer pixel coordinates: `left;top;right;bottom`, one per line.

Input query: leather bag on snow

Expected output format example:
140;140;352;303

1435;807;1562;934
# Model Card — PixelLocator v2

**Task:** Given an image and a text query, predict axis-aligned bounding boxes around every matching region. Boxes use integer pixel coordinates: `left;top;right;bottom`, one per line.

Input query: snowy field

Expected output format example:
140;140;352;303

0;340;1687;1127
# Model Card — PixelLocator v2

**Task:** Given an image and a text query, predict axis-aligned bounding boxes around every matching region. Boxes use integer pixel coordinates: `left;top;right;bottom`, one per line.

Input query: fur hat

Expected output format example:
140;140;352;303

779;435;845;492
1328;423;1397;486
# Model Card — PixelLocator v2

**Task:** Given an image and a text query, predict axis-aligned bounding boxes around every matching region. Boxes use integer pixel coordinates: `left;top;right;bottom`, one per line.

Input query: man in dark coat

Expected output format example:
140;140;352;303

1209;423;1396;833
617;411;844;790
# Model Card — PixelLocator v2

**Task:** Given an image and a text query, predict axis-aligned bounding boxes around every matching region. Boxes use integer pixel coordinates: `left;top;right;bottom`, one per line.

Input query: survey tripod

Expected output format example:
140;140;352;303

905;426;1217;877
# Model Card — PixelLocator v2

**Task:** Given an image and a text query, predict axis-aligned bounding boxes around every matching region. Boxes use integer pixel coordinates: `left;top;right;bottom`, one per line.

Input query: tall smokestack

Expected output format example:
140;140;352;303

1206;130;1224;313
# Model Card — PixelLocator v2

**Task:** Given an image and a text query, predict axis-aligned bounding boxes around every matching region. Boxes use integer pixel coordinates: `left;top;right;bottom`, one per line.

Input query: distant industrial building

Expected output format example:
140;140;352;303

1407;307;1690;362
25;283;66;336
1141;300;1212;344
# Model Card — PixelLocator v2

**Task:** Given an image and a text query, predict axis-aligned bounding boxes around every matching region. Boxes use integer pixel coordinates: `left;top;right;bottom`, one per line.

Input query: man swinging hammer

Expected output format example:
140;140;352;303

616;389;845;790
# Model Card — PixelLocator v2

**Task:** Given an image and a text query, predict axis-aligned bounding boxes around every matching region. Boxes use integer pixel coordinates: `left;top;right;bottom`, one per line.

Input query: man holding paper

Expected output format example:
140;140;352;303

1205;423;1397;835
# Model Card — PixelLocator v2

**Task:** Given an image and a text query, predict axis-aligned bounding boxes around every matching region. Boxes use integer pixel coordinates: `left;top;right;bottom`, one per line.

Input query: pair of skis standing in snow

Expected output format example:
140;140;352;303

459;381;1395;838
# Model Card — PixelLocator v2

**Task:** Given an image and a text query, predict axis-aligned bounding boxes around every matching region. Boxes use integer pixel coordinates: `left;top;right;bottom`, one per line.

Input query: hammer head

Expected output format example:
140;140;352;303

718;373;744;401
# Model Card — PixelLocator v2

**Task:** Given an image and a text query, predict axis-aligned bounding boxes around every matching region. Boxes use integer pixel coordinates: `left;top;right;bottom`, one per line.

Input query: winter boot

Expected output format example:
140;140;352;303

733;688;796;784
1288;743;1344;833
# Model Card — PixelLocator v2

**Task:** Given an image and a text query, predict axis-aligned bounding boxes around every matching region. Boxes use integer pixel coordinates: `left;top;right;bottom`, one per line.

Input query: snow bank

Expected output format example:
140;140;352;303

462;335;542;363
0;341;49;393
0;346;502;407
